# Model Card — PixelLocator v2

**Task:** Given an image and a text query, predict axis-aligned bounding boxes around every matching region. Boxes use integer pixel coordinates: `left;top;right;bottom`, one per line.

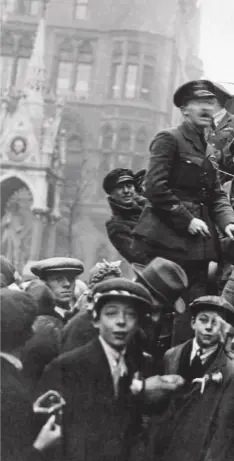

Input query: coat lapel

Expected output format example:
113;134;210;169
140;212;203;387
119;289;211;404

87;338;116;400
164;340;193;374
179;122;205;154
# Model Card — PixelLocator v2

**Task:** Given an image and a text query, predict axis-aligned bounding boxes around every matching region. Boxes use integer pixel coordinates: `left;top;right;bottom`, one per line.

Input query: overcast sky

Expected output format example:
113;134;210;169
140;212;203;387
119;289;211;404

199;0;234;92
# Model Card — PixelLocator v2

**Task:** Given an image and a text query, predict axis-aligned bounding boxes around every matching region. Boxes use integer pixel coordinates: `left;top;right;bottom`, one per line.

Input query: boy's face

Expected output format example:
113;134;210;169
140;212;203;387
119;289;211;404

191;309;223;348
94;297;139;351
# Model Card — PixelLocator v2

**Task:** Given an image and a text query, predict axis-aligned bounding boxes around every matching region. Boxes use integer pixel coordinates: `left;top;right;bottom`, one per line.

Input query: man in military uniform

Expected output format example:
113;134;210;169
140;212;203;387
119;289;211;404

103;168;145;263
207;85;234;178
132;80;234;344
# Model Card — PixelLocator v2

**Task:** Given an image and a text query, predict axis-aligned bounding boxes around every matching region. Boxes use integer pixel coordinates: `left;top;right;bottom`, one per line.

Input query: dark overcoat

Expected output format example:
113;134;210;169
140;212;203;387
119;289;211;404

134;121;234;263
0;357;43;461
106;196;145;262
39;338;145;461
146;341;234;461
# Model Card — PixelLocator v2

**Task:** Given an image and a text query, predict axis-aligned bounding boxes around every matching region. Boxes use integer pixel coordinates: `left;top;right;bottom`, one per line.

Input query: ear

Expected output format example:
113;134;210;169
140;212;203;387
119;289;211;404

191;317;196;331
181;106;188;116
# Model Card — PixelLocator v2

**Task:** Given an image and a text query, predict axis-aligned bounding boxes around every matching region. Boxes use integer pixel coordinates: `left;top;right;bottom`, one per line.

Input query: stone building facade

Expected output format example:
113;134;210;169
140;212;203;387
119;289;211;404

0;0;203;277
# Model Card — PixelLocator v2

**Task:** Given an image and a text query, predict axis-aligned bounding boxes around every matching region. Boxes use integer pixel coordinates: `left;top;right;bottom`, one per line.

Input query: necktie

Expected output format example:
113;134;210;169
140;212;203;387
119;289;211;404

190;348;203;380
112;353;128;397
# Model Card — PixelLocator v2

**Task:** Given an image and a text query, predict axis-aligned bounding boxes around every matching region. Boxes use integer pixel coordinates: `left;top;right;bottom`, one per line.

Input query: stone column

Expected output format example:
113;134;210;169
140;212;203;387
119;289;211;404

29;209;48;260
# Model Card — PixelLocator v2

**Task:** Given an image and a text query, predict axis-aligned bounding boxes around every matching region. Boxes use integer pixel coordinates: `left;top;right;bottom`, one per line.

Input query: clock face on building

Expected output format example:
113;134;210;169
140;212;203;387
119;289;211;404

8;136;28;162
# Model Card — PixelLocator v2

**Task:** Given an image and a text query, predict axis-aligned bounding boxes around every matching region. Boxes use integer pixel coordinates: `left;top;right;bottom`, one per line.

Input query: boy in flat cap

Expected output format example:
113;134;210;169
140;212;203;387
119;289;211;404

133;79;234;344
31;257;84;324
147;295;234;461
103;168;146;262
39;278;184;461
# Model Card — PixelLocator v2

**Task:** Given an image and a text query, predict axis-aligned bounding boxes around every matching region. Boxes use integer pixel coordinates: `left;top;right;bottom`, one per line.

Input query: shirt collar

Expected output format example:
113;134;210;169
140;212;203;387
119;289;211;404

54;306;69;318
99;336;126;372
0;352;23;370
190;338;219;364
213;108;227;126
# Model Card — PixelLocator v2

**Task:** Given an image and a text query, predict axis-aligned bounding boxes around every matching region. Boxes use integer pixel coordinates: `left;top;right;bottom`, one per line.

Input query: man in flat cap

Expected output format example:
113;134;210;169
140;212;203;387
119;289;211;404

132;79;234;344
39;277;184;461
207;84;234;179
146;295;234;461
103;168;146;263
30;257;84;324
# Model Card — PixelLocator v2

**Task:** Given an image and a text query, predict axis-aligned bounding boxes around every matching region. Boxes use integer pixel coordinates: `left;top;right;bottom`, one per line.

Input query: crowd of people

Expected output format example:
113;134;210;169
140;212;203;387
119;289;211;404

1;78;234;461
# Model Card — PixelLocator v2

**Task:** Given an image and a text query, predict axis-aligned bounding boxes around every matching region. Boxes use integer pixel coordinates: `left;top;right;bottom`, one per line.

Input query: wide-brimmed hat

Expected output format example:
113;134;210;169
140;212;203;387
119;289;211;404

132;257;188;314
173;79;215;108
92;277;154;314
31;257;84;279
190;295;234;326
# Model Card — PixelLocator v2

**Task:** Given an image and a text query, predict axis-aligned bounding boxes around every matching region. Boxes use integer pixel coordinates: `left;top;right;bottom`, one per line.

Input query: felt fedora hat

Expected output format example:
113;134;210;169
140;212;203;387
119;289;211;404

132;257;188;314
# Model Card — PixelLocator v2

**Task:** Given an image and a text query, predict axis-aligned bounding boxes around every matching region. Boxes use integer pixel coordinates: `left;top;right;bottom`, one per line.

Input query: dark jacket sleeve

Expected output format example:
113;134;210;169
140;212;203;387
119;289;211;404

106;219;136;262
221;139;234;174
145;131;194;231
204;374;234;461
210;173;234;231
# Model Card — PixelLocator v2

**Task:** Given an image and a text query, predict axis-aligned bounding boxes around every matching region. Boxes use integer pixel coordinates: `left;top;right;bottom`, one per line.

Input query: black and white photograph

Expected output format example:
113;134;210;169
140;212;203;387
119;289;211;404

0;0;234;460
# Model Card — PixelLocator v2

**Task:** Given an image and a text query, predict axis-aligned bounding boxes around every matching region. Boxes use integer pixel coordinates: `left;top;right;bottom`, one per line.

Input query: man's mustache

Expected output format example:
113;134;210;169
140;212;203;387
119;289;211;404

199;111;212;118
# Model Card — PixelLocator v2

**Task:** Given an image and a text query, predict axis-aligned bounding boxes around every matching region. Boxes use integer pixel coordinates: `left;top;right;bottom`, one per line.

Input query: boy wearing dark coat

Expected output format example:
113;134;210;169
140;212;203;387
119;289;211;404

146;295;234;461
39;277;184;461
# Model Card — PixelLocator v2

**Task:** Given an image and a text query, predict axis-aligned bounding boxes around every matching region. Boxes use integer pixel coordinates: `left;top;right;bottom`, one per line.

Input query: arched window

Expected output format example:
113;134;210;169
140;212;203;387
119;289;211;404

116;125;131;153
101;124;114;151
0;32;15;94
56;39;74;95
75;41;93;100
135;127;148;154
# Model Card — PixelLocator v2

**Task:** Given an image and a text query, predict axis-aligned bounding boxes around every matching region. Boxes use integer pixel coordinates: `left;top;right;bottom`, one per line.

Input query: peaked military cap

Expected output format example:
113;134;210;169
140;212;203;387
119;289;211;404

190;295;234;326
31;257;84;279
173;79;216;108
132;257;188;314
92;277;154;313
103;168;135;195
213;82;232;108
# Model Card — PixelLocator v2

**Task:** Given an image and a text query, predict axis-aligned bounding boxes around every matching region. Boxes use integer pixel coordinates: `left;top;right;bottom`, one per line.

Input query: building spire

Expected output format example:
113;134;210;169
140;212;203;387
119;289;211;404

22;1;48;104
